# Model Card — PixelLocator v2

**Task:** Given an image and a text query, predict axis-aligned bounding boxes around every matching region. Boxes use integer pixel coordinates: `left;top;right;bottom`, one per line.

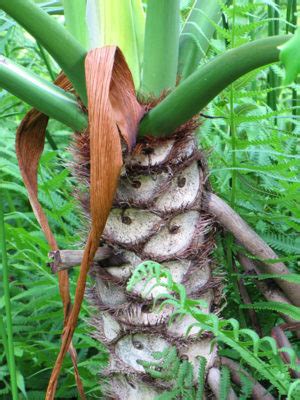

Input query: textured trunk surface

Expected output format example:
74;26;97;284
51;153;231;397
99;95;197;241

77;131;219;399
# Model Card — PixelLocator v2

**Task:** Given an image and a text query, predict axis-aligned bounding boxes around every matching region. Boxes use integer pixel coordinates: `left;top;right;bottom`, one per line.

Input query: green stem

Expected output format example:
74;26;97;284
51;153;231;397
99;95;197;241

37;42;56;81
139;35;290;137
36;43;59;148
223;43;248;324
267;4;280;113
229;86;237;208
286;1;292;34
40;0;64;16
286;0;298;128
291;3;298;119
229;0;237;210
4;191;21;229
226;8;243;320
141;0;180;96
63;0;88;48
0;316;10;370
0;55;87;131
0;0;87;104
0;200;18;400
178;0;221;79
292;0;297;30
131;0;146;86
46;130;58;150
86;0;144;89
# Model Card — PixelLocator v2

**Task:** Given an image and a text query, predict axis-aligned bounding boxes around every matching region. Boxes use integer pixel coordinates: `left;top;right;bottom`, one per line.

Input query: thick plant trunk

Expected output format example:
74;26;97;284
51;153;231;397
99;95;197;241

80;131;220;398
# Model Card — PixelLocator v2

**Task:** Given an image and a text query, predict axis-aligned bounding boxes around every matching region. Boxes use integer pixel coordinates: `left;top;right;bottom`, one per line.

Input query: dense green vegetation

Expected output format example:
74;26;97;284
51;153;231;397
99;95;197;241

0;0;299;399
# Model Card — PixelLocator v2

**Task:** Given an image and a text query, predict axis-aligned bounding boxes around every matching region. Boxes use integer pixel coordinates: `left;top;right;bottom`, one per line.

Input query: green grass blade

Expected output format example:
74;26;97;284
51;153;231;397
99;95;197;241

0;200;18;400
178;0;221;80
0;0;87;104
63;0;88;48
0;56;87;131
139;35;290;137
141;0;180;96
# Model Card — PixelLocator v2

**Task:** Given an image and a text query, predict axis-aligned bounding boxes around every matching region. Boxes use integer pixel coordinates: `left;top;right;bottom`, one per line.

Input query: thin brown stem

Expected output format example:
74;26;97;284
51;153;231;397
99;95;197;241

205;192;300;306
48;247;111;272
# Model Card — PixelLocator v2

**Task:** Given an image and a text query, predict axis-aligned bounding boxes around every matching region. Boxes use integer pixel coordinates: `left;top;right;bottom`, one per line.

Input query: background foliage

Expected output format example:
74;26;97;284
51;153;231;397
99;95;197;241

0;0;299;399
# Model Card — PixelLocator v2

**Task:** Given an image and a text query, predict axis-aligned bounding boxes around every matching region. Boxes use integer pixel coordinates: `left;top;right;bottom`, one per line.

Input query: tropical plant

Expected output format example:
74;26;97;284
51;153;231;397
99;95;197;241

0;0;299;399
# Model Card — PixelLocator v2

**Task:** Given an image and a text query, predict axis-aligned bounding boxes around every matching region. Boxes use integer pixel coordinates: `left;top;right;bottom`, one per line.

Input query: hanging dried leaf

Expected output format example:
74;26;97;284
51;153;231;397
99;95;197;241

46;46;144;399
15;72;86;399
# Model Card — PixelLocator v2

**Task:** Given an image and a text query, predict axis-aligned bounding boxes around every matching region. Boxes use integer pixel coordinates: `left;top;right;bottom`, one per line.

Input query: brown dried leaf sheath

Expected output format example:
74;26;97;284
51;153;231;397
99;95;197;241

45;47;144;399
15;73;86;398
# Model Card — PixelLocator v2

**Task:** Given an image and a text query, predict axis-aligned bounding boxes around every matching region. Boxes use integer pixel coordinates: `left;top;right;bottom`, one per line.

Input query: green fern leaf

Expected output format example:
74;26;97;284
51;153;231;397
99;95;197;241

242;301;300;321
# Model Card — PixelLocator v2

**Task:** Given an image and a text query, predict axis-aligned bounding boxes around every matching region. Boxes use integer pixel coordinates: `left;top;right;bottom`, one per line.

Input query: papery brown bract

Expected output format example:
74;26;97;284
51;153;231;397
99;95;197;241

46;46;144;399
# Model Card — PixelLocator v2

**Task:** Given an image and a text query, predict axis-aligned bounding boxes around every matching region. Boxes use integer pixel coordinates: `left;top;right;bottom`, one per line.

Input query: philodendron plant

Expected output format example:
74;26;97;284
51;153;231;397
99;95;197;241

1;0;300;399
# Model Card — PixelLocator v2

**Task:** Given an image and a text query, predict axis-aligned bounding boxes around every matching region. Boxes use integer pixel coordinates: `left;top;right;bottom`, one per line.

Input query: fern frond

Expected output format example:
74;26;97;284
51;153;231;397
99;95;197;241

242;301;300;321
261;232;300;254
219;366;231;400
195;356;207;400
129;264;297;395
239;374;254;400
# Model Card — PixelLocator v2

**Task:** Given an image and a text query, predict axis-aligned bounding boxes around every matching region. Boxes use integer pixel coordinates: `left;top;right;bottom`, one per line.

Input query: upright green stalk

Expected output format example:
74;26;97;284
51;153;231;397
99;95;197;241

229;88;237;208
139;35;290;137
141;0;180;96
0;316;10;370
0;0;87;104
229;2;237;211
86;0;145;88
0;200;18;400
0;56;87;131
178;0;221;80
286;0;297;34
37;43;56;81
131;0;145;80
46;130;58;150
291;0;298;125
36;43;61;149
286;0;298;128
63;0;88;48
226;2;247;326
267;3;280;112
